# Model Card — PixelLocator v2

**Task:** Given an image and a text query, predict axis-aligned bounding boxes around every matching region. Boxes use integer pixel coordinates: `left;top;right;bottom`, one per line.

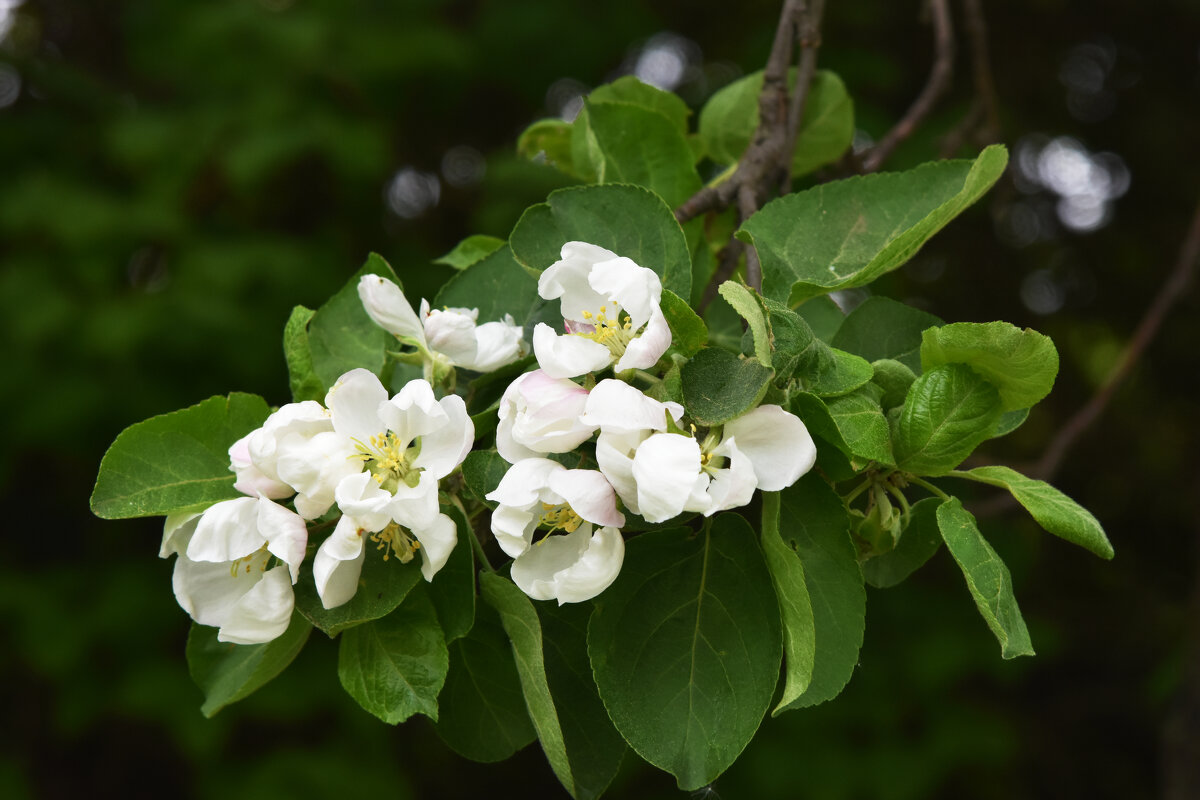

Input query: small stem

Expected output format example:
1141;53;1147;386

907;475;951;501
451;494;495;572
884;481;911;518
841;476;873;506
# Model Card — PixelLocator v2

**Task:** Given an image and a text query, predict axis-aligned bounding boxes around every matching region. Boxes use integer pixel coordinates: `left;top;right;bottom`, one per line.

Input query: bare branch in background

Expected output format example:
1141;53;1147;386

860;0;956;172
940;0;1001;157
782;0;827;188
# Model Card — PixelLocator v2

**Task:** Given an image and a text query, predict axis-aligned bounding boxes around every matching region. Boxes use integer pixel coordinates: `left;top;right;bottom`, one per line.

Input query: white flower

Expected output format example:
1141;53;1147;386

170;496;308;645
532;242;672;379
630;404;818;523
358;274;526;373
510;525;625;604
496;370;597;464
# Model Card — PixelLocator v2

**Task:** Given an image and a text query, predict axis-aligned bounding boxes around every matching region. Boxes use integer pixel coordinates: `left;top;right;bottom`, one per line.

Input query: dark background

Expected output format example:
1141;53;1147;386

2;1;1197;797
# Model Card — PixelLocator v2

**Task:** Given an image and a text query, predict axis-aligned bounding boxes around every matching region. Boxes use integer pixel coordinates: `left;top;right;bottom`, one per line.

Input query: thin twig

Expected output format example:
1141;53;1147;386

1032;198;1200;481
962;0;1000;139
739;183;764;289
782;0;827;189
860;0;956;173
697;240;745;314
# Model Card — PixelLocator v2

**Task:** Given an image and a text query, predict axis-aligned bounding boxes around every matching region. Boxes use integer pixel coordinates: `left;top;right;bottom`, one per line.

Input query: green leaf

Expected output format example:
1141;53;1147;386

186;613;312;718
588;517;782;790
660;288;708;357
699;69;854;176
462;449;510;507
433;244;543;328
892;364;1004;476
862;497;943;588
589;76;691;135
680;348;774;426
429;504;476;642
509;184;692;301
718;281;772;367
435;601;537;762
338;584;449;724
518;118;581;176
870;358;916;411
482;574;623;800
991;407;1030;439
283;305;325;403
761;492;816;713
91;392;270;519
936;498;1035;658
795;296;844;342
433;234;507;271
792;387;894;467
738;145;1009;304
773;473;864;711
957;465;1113;559
307;253;398;388
580;100;702;209
921;322;1059;411
760;296;872;396
295;547;423;637
832;297;944;372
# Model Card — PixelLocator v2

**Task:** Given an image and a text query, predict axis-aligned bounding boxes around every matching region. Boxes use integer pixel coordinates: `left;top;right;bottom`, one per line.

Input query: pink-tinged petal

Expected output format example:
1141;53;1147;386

187;497;262;563
217;565;295;645
326;368;389;446
413;513;458;581
496;412;539;464
595;430;647;514
412;394;473;479
358;274;426;343
161;512;200;559
511;525;625;604
548;469;625;528
581;379;676;433
586;257;661;328
703;437;758;515
486;458;564;508
313;515;367;610
380;379;446;444
498;371;595;462
255;498;308;582
532;323;613;379
631;433;703;523
722;404;817;491
614;304;672;373
491;503;538;558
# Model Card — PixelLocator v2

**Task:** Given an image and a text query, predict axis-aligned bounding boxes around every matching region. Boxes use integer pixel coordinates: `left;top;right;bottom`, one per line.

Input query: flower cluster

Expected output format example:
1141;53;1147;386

158;241;816;644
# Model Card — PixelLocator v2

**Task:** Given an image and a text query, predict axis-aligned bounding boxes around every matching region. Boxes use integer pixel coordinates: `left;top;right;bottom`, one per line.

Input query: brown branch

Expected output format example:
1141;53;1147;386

939;0;1000;158
1032;198;1200;481
859;0;956;173
782;0;827;188
698;240;745;314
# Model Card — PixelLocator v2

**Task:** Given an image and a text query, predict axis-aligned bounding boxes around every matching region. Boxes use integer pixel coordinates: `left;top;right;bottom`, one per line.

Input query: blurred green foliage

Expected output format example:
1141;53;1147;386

2;0;1197;797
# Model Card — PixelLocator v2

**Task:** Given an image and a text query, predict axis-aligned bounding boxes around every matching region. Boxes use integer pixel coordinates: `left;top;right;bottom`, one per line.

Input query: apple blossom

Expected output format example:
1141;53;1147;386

510;525;625;605
532;242;672;379
496;369;597;464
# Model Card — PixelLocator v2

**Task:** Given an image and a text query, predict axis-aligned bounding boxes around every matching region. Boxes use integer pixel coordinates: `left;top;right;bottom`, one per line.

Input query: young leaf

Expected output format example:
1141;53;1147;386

91;392;270;519
681;347;774;426
482;574;624;800
773;473;865;711
588;518;782;790
433;244;543;329
462;449;510;507
588;75;691;135
660;288;708;357
718;281;772;367
337;584;449;724
699;69;853;176
892;364;1004;476
429;504;476;643
921;322;1059;411
283;305;325;403
795;296;844;342
517;118;581;177
832;297;944;372
186;613;312;718
738;145;1008;304
580;99;702;209
307;253;399;388
936;498;1035;659
433;234;507;271
870;358;917;411
956;465;1114;559
792;387;894;467
760;296;872;396
862;496;943;588
509;184;692;302
294;550;423;637
435;601;537;762
991;408;1030;439
761;492;816;713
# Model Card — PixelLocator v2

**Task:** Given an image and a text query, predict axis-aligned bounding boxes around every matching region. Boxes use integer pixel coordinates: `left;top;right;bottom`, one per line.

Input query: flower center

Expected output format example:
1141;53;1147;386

228;546;270;578
539;502;584;534
577;305;637;357
697;427;726;476
356;431;423;493
370;522;421;563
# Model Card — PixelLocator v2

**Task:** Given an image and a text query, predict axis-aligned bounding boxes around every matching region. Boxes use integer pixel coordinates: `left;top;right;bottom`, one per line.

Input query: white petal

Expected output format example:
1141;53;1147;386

491;503;538;558
172;554;252;626
486;457;564;508
217;565;295;645
275;430;362;520
230;434;293;499
461;318;525;372
703;437;758;515
412;393;474;479
586;256;661;329
326;369;389;446
511;525;625;604
581;379;678;433
548;469;625;528
538;242;617;320
613;303;672;373
187;497;263;563
160;512;200;559
722;404;817;491
423;307;479;365
595;430;647;514
631;433;703;523
386;471;440;531
334;471;395;532
532;323;613;379
498;370;595;462
313;515;367;610
413;513;458;581
255;498;308;582
379;379;447;444
358;274;426;344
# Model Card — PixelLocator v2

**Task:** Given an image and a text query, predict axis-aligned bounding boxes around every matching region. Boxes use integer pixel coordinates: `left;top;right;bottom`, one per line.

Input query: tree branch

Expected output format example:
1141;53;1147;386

940;0;1000;157
782;0;827;188
860;0;956;173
